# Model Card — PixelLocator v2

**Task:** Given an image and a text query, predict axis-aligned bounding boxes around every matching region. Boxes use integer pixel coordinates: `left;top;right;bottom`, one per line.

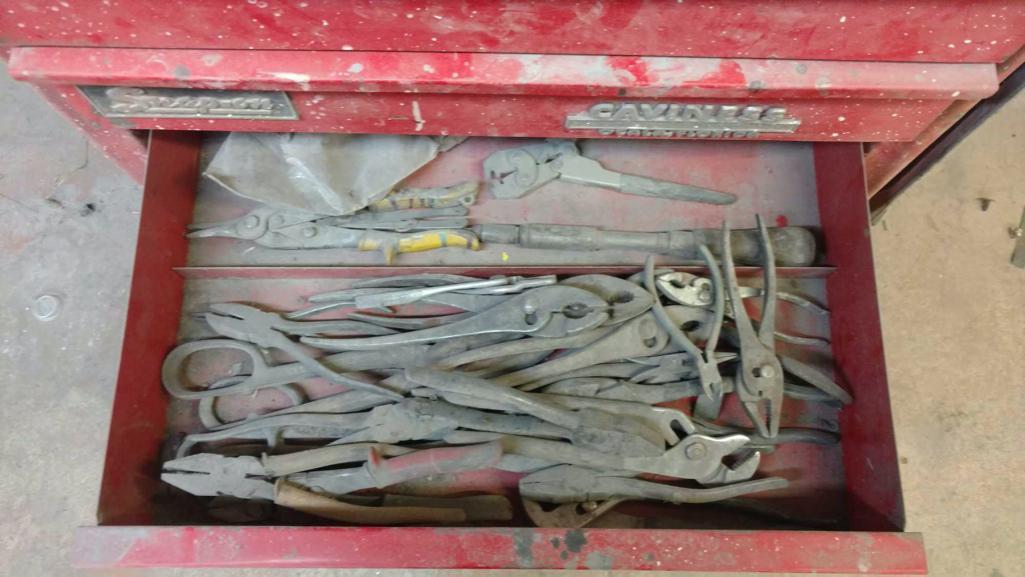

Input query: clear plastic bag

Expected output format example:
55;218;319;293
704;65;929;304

204;132;440;215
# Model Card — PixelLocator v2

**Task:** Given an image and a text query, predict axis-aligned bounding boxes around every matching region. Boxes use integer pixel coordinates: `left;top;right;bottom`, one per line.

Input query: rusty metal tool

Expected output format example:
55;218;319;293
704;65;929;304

484;139;736;204
300;285;609;351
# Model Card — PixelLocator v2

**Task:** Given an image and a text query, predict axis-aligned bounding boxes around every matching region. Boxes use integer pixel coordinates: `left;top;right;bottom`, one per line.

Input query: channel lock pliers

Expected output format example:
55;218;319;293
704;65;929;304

484;139;737;204
187;205;479;263
300;285;610;351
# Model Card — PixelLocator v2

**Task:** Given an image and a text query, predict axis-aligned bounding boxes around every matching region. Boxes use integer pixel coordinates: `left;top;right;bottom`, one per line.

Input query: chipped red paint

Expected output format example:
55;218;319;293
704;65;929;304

696;60;748;89
2;0;1023;64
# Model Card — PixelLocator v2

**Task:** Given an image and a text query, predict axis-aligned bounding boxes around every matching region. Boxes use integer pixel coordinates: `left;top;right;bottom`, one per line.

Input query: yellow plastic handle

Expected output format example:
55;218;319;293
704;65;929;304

358;230;480;263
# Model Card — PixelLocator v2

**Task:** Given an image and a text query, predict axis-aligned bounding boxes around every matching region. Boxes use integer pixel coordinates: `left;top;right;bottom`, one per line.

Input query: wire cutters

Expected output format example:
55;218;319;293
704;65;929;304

187;206;479;263
484;139;737;204
723;216;785;438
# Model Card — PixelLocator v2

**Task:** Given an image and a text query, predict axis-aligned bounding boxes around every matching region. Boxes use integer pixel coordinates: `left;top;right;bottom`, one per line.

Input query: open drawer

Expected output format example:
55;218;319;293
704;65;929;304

72;132;926;573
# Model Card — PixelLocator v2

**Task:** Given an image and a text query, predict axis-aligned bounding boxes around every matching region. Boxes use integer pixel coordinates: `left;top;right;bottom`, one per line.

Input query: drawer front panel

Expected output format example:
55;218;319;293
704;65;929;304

9;48;998;142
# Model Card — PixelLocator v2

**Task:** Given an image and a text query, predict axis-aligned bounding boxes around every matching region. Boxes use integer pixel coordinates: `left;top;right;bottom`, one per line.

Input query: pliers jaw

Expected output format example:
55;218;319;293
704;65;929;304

186;207;280;241
203;303;284;348
161;453;274;500
740;378;785;439
698;449;763;485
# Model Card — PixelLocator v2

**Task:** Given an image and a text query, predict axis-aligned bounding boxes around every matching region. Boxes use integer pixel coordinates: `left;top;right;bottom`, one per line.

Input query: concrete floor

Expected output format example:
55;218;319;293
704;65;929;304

0;62;1022;577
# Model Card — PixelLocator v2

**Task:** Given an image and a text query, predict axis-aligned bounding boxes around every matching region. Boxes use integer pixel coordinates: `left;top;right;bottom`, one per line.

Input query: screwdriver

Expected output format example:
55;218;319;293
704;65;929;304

472;223;817;266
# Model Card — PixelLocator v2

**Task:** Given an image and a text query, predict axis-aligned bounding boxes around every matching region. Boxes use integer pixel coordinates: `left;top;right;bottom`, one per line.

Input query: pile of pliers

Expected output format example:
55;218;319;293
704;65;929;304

160;219;851;527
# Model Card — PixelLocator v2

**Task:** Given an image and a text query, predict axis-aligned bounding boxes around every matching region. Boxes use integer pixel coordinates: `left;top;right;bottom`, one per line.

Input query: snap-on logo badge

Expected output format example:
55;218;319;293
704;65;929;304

565;102;800;138
79;86;298;120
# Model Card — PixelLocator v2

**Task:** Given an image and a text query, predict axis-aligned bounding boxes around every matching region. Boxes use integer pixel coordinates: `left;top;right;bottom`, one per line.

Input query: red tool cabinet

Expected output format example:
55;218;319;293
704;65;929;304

5;1;1024;572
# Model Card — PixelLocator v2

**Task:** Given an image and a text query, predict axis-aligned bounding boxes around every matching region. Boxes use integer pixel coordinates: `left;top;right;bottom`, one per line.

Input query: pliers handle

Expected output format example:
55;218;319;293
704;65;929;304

723;216;785;438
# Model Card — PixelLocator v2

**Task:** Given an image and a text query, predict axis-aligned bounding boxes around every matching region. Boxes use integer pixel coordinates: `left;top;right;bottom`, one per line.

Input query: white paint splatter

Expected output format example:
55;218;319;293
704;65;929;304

342;45;354;50
347;63;364;73
411;100;425;131
839;15;846;23
423;64;435;73
269;72;311;91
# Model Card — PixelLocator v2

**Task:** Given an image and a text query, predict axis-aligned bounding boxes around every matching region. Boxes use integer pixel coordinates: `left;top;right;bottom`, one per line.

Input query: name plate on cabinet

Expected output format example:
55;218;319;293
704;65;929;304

566;102;801;138
79;86;298;119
